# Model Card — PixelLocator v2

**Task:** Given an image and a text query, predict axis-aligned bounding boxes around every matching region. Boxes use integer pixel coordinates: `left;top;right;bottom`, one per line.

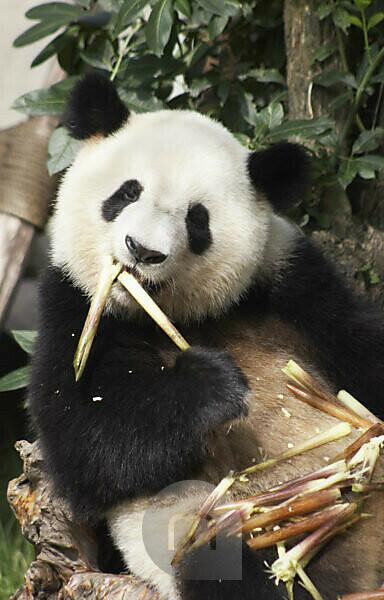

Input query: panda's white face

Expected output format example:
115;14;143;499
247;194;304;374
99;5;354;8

50;109;273;322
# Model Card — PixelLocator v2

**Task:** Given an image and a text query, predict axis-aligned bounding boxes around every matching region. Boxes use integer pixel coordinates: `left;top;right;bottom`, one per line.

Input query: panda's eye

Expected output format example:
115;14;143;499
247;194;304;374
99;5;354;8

102;179;143;222
121;180;143;202
186;203;212;255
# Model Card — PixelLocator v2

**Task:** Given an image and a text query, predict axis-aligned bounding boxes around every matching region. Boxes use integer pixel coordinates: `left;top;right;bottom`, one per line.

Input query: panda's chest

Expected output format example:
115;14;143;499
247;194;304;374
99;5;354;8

174;313;359;486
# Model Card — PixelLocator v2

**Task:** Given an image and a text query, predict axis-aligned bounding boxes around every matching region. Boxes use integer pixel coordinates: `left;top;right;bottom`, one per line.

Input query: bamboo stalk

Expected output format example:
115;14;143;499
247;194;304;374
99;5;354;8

73;262;122;381
213;472;349;515
339;592;384;600
337;423;384;461
268;460;348;493
190;505;252;550
337;390;381;425
172;474;235;565
74;263;190;381
237;489;341;534
282;361;331;399
269;503;357;578
296;563;324;600
118;271;190;351
240;422;352;476
286;383;371;429
248;503;356;550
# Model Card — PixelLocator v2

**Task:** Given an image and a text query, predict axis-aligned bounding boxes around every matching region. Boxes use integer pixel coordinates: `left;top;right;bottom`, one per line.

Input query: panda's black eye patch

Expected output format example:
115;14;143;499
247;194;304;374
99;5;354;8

102;179;143;222
186;203;212;255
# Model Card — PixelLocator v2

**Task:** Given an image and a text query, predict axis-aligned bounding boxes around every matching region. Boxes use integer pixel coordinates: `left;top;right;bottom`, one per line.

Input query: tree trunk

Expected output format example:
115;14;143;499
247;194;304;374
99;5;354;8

284;0;341;121
284;0;384;307
8;440;159;600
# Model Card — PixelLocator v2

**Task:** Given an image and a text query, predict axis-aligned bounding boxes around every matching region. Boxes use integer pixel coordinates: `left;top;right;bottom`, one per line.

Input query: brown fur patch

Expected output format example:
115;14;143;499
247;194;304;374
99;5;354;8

181;314;384;597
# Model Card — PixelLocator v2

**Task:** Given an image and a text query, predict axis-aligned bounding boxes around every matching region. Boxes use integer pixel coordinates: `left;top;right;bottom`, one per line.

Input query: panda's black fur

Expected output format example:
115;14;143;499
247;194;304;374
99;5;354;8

63;72;129;139
29;74;384;600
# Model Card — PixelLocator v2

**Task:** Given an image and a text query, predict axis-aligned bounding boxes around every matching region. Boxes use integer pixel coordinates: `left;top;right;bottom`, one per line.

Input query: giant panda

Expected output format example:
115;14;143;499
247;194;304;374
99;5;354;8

29;73;384;600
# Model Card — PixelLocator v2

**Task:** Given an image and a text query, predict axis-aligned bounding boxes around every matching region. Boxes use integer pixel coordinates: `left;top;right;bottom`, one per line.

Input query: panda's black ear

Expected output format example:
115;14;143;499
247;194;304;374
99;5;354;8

248;142;311;211
63;73;129;140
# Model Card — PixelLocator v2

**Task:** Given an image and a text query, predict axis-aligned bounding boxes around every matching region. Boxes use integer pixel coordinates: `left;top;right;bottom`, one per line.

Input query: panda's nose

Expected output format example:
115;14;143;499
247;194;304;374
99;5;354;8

125;235;168;265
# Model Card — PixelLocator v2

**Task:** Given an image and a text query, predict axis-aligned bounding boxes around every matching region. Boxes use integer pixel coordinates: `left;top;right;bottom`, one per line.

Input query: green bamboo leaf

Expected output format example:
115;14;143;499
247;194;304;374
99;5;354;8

117;87;165;112
12;78;76;116
315;70;357;89
354;154;384;172
208;14;228;39
338;158;358;189
348;14;363;28
11;331;37;355
80;37;115;70
196;0;233;16
368;12;384;30
332;8;352;33
316;3;333;19
245;68;285;85
98;0;120;9
175;0;191;18
0;366;30;392
113;0;149;34
354;0;372;9
311;43;337;65
14;20;65;47
47;126;81;175
268;117;334;142
26;2;84;20
31;30;74;67
352;128;384;155
145;0;174;57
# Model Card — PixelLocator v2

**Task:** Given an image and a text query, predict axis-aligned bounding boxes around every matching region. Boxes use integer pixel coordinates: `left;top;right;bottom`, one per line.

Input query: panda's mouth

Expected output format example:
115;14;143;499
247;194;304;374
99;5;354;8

119;264;165;294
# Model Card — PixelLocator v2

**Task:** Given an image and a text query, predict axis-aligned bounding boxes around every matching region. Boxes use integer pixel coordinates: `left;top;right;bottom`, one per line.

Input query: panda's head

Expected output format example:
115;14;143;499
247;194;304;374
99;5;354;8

51;74;309;322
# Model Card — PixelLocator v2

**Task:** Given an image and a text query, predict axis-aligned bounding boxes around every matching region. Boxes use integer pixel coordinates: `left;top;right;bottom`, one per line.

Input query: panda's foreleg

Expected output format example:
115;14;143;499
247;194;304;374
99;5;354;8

176;537;296;600
269;235;384;416
29;269;250;521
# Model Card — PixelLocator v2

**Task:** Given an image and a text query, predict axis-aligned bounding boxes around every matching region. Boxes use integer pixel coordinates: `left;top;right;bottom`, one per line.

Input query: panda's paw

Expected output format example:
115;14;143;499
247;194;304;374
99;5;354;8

175;347;249;423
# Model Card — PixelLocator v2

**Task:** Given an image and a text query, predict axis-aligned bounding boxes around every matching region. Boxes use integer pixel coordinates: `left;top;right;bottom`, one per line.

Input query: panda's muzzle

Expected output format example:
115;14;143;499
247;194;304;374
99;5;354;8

125;235;168;265
117;263;166;295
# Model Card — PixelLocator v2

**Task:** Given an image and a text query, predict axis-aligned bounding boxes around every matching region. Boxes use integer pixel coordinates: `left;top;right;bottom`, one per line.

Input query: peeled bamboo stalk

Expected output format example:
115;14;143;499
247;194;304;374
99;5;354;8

73;262;122;381
339;592;384;600
74;263;190;381
118;270;190;351
337;390;381;425
240;422;352;476
268;460;348;493
172;474;235;566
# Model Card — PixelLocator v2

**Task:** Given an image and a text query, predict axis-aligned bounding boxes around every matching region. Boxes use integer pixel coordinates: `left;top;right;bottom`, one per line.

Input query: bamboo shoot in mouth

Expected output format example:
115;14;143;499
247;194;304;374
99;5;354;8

73;262;122;381
117;270;190;352
74;262;190;381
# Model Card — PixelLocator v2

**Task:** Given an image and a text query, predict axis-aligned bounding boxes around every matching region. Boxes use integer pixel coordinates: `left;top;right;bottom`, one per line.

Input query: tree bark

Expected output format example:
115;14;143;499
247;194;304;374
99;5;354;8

8;440;159;600
284;0;384;306
284;0;340;121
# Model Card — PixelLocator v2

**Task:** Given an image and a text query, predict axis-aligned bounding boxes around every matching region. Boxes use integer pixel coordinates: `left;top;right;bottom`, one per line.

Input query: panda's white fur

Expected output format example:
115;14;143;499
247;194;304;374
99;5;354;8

48;109;304;600
50;109;294;323
29;74;384;600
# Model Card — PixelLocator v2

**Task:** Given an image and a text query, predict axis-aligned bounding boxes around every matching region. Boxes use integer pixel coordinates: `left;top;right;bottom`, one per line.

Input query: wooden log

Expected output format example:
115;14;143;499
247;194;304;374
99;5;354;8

8;440;159;600
0;214;34;322
0;62;62;324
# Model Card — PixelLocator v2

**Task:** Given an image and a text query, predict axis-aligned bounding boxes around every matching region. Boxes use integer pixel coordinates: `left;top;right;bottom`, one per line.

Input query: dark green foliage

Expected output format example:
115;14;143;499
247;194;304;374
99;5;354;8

0;331;35;392
12;0;384;228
